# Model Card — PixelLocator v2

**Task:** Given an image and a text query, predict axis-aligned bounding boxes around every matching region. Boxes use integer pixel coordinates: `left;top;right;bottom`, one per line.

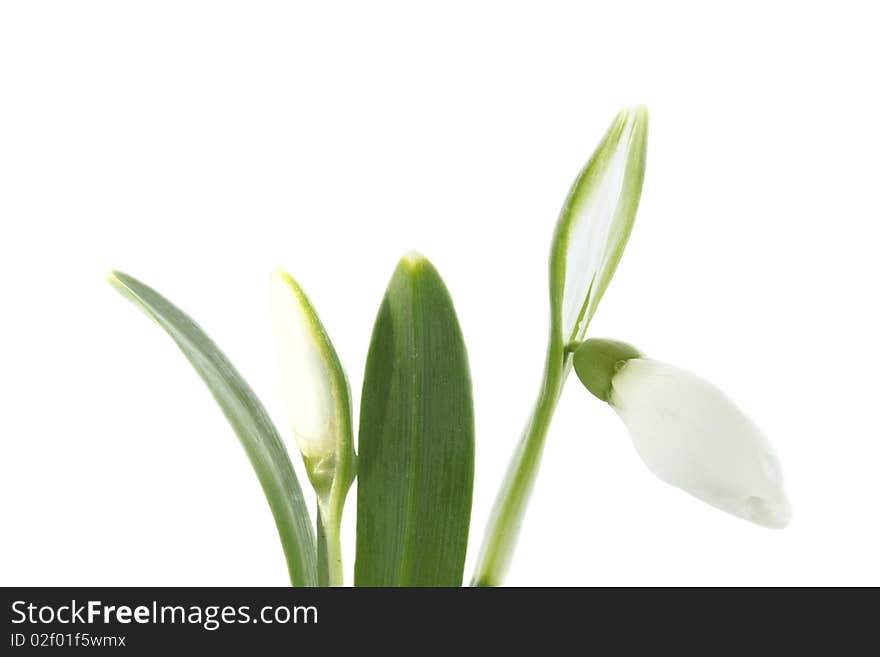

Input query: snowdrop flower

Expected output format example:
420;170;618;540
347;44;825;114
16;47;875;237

572;338;791;528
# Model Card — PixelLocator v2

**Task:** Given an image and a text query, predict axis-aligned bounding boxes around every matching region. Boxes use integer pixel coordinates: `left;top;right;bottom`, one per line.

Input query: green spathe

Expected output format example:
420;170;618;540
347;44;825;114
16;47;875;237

572;338;643;403
355;253;475;586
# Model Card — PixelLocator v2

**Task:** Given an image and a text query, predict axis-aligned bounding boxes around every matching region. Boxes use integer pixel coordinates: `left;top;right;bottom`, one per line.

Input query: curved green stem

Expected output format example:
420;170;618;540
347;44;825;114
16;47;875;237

471;339;568;587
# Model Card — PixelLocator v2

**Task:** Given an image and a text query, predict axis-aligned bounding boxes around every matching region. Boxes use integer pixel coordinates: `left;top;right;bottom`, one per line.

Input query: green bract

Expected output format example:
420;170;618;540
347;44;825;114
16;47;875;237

552;106;649;346
572;338;643;403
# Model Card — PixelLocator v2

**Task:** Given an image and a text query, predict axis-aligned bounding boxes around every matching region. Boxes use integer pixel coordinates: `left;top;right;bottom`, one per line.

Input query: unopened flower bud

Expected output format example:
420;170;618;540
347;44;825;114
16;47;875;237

573;339;791;528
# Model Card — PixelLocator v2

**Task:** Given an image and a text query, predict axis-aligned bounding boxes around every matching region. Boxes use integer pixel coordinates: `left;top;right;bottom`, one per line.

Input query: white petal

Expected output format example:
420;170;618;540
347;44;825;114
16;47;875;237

269;271;339;461
611;359;791;528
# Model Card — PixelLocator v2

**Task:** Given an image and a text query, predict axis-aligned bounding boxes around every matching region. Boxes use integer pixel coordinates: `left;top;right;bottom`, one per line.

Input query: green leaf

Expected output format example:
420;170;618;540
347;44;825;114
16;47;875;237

108;271;318;586
550;105;648;348
269;270;355;586
355;253;474;587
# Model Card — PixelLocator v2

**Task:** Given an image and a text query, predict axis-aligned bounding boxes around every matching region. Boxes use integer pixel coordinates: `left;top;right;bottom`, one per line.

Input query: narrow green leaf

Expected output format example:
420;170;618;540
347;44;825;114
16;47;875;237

269;270;355;586
550;106;648;347
108;271;318;586
355;253;474;587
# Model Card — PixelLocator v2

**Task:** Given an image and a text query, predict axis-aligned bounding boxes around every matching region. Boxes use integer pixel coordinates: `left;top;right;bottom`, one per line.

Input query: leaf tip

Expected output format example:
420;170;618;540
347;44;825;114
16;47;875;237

399;249;428;270
106;269;134;297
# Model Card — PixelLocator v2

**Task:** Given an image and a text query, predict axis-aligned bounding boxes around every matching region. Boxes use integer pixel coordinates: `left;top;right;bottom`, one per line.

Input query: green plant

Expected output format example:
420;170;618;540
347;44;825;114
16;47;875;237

108;106;790;587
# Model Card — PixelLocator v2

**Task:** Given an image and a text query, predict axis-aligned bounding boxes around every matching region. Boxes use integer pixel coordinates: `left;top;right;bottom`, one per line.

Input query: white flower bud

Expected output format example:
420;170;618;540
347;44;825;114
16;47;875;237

269;271;342;465
610;358;791;528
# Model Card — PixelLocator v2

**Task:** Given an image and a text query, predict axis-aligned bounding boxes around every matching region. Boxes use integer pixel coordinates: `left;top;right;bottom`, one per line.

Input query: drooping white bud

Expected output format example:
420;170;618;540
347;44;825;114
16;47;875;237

572;339;791;528
610;358;791;528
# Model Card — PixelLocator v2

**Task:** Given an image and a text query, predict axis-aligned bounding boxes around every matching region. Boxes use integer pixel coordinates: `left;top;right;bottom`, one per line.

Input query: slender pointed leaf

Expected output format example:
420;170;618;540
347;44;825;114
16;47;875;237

108;271;318;586
550;106;648;347
355;254;474;587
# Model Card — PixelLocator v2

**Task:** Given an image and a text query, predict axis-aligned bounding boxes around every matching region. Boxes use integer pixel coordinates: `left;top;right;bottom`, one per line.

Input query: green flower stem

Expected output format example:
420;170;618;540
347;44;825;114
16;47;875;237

316;500;344;587
471;338;568;587
315;444;353;587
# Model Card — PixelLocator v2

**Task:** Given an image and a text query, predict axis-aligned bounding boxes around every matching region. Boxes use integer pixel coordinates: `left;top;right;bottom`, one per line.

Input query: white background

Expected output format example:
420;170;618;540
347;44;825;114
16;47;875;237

2;2;878;586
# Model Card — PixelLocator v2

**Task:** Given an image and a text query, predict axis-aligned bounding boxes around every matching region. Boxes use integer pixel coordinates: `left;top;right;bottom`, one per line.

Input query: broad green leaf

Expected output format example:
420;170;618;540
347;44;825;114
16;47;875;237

355;253;474;587
269;270;355;586
108;271;318;586
550;106;648;347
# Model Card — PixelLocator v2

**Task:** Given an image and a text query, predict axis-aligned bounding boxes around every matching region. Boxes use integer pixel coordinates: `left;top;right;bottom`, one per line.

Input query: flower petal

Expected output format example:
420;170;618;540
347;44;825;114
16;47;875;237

611;359;791;528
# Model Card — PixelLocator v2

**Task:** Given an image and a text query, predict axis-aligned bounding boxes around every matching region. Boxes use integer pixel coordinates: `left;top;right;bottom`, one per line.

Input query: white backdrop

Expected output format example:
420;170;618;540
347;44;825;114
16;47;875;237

2;1;878;586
